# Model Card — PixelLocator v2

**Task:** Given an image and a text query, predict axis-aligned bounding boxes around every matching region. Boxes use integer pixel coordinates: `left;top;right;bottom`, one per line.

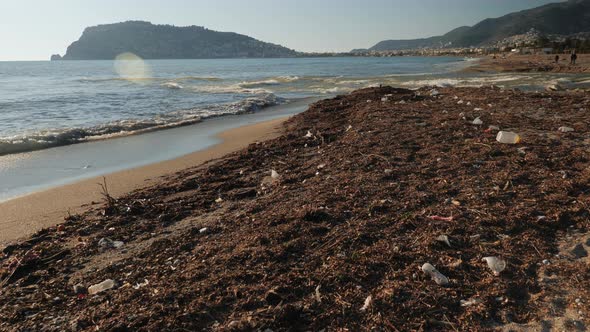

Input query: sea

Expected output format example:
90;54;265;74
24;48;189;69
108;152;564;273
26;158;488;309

1;56;589;201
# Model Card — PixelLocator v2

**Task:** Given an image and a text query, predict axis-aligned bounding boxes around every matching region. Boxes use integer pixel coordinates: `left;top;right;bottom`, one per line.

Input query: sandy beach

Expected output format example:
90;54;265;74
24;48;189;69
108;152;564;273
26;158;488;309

0;117;286;246
1;87;588;331
467;53;590;73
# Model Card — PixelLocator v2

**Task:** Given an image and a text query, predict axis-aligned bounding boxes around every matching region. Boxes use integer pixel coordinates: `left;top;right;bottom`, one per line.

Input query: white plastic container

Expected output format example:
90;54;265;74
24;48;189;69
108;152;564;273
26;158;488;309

496;131;521;144
88;279;116;295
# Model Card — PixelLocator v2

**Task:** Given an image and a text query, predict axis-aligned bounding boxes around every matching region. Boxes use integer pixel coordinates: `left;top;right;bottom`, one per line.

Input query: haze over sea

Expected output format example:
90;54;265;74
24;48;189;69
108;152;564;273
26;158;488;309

3;56;589;157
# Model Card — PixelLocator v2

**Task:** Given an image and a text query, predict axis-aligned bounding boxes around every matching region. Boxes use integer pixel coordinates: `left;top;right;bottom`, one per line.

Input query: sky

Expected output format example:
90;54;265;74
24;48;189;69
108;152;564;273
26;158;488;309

0;0;564;61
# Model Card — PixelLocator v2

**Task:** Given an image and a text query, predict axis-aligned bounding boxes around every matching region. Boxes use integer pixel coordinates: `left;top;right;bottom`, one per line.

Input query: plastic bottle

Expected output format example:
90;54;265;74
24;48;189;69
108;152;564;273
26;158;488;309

88;279;116;295
496;131;521;144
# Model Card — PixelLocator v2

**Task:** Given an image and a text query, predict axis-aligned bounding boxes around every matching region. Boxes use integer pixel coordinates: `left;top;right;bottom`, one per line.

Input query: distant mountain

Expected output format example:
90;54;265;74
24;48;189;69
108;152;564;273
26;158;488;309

367;0;590;51
56;21;298;60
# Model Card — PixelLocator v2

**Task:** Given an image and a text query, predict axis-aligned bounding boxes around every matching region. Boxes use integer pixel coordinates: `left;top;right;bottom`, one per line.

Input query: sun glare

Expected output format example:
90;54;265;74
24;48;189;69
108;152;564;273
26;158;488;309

114;52;151;82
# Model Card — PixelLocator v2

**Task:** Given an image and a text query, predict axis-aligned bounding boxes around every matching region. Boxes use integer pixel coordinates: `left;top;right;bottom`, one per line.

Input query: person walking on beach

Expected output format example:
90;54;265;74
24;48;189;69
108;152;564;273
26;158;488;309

570;52;577;65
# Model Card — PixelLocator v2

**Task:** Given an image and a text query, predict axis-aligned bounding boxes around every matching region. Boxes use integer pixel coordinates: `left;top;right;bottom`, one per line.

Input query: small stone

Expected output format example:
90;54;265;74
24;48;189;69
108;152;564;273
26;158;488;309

73;284;86;295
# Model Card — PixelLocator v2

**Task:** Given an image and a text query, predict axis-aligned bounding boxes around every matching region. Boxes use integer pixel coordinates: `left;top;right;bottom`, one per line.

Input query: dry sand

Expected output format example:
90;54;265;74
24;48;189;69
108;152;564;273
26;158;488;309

467;53;590;73
0;117;286;246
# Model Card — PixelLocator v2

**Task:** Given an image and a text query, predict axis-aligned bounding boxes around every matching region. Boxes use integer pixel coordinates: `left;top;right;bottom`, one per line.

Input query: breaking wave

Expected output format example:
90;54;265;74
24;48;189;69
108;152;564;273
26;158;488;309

0;93;285;156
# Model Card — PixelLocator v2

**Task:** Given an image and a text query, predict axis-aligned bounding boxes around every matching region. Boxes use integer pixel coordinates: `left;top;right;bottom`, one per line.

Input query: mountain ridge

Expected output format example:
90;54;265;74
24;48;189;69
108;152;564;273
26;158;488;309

56;21;298;60
368;0;590;51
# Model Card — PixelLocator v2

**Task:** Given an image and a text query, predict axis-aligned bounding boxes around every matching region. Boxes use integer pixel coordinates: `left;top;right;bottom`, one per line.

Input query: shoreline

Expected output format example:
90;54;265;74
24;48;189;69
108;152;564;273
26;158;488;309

0;116;288;246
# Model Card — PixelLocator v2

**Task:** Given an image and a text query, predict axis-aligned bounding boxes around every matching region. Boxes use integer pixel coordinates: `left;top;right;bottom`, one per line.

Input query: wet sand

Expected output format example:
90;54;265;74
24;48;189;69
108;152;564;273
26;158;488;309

0;117;286;246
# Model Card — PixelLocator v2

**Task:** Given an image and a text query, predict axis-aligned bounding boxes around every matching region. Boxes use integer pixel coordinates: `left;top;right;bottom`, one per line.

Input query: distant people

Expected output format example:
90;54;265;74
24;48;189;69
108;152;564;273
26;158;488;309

571;52;577;65
555;55;559;63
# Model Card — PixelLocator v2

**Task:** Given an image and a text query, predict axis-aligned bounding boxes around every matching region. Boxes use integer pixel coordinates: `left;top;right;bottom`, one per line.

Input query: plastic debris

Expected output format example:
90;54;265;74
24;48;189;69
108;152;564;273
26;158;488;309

460;298;483;307
381;97;389;102
472;117;483;125
88;279;116;295
360;295;373;311
271;170;280;180
436;235;452;247
428;215;454;222
457;100;464;104
215;197;224;203
133;279;149;290
482;257;506;276
304;130;313;138
421;263;449;286
430;89;440;96
315;285;322;303
98;238;124;249
558;126;574;133
496;131;521;144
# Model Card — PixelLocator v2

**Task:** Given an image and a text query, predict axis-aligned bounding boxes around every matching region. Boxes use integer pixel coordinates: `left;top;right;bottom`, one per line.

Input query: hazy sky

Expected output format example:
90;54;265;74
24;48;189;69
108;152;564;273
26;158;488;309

0;0;563;61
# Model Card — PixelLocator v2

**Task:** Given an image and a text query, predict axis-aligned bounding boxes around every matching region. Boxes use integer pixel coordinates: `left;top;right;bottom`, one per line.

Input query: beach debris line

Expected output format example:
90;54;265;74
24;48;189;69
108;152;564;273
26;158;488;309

421;263;449;286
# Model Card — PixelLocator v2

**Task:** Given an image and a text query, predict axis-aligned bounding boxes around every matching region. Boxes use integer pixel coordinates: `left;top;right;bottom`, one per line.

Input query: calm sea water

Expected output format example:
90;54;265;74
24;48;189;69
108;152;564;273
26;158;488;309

1;56;588;156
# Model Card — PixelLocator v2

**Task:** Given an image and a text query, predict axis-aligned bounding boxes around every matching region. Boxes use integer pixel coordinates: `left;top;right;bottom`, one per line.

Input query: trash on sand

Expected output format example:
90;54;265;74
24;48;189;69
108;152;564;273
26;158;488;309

381;97;389;102
133;279;149;290
315;285;322;303
483;257;506;276
421;263;449;286
346;125;353;132
460;298;483;307
88;279;116;295
436;235;452;247
488;125;500;131
428;215;454;222
517;147;527;155
199;227;208;234
558;126;574;133
98;238;124;249
496;131;521;144
430;89;440;96
304;131;313;138
215;197;224;203
271;170;280;180
360;295;373;311
472;117;483;125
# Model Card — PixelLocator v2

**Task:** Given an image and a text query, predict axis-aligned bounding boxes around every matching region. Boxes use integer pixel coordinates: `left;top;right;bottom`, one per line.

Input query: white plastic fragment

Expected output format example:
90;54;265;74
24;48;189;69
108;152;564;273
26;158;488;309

460;298;483;307
215;197;223;203
430;89;440;96
488;125;500;131
346;125;352;132
304;131;313;138
133;279;150;290
98;238;124;249
472;117;483;125
199;227;208;234
558;126;574;133
315;285;322;303
496;131;521;144
88;279;116;295
483;257;506;276
421;263;449;286
436;235;452;247
360;295;373;311
381;97;389;102
271;170;280;180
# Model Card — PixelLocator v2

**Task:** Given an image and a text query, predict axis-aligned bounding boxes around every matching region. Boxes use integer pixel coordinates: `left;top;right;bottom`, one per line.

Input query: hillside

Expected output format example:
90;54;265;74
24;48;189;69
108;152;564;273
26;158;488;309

56;21;298;60
368;0;590;51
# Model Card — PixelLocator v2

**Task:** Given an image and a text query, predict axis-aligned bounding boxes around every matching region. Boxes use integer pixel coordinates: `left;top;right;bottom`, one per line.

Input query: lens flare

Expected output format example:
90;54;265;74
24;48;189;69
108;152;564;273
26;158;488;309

114;52;151;83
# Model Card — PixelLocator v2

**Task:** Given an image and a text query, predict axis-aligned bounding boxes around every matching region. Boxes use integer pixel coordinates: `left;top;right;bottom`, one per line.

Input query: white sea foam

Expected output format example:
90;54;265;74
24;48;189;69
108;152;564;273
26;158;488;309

0;93;285;156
